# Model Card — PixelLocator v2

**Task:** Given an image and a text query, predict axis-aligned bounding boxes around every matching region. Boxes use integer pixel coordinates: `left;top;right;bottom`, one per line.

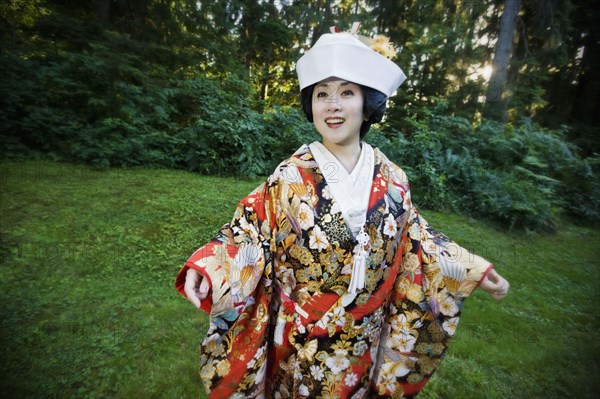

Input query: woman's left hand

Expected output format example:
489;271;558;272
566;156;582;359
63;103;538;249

479;268;510;300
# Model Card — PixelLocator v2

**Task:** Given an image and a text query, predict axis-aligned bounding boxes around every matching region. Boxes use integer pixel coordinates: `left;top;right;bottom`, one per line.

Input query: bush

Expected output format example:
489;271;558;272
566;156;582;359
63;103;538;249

373;114;599;231
2;10;597;232
173;86;317;178
0;16;317;178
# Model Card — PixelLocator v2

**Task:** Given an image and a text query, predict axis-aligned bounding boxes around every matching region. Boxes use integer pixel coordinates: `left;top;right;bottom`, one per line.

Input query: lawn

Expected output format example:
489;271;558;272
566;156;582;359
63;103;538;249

1;160;598;399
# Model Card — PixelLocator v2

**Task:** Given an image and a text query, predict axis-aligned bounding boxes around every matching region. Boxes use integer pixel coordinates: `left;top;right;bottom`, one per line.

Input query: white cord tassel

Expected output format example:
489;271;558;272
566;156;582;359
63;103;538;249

274;311;286;346
349;230;370;294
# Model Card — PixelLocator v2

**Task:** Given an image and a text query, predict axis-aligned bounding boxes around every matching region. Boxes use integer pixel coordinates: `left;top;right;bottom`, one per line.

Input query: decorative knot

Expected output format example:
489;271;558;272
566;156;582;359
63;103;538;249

329;22;398;59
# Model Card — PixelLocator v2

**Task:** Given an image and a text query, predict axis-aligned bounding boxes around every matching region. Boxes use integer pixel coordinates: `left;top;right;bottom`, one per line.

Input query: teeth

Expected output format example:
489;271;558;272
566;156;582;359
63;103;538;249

326;118;344;124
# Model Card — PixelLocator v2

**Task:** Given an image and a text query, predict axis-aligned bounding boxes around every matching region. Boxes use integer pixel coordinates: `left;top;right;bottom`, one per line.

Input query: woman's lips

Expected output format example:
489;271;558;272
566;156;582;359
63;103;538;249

325;117;344;128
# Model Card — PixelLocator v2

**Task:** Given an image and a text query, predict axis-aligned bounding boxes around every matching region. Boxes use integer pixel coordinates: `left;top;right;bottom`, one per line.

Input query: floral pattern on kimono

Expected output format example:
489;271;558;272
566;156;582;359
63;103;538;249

175;144;493;399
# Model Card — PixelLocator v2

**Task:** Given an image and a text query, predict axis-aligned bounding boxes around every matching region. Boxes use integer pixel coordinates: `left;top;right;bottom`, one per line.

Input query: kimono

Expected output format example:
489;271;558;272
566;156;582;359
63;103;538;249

175;143;493;399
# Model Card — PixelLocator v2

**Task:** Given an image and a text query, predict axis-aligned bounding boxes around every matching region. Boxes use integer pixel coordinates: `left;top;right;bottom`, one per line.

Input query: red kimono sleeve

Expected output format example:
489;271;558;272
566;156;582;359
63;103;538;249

174;181;273;315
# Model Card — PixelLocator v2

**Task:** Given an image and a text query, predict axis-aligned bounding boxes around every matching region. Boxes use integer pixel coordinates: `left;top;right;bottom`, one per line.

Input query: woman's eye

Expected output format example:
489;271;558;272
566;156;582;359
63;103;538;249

341;89;354;96
316;91;327;98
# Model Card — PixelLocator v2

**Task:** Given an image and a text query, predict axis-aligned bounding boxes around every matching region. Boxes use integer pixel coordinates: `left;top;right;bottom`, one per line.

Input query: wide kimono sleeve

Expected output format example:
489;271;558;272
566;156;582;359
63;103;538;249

404;205;494;306
175;181;274;314
174;181;276;396
373;166;494;397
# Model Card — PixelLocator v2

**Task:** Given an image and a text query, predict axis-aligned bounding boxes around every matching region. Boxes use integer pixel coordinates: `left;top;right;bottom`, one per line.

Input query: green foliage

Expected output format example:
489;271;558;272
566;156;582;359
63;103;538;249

1;18;185;167
372;114;599;231
1;0;598;232
0;6;316;177
175;91;317;178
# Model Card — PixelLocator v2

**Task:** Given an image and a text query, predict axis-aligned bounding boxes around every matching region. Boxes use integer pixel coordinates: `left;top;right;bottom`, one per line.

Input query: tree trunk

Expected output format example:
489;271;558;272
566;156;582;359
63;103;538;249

571;30;600;127
311;0;332;46
484;0;520;122
97;0;110;24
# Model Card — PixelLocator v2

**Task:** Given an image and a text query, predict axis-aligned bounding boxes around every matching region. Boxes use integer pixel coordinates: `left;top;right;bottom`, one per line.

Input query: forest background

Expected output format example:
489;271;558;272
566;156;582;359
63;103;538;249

1;0;599;231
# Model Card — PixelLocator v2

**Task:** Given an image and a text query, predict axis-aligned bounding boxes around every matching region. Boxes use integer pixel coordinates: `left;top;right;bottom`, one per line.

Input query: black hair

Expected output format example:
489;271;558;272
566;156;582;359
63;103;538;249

300;82;388;138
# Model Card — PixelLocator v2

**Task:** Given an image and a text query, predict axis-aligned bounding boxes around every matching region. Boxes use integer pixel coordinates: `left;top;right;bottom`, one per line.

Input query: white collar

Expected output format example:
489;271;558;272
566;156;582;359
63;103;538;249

309;141;374;237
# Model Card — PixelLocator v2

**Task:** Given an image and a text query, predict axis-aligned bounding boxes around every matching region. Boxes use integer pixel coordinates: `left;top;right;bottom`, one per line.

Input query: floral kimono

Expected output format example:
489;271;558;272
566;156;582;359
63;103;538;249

175;144;492;399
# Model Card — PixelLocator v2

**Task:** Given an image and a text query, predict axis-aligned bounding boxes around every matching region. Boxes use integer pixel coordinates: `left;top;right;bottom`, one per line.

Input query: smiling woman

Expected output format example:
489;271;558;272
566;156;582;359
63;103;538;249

176;22;509;399
300;78;389;141
311;79;366;150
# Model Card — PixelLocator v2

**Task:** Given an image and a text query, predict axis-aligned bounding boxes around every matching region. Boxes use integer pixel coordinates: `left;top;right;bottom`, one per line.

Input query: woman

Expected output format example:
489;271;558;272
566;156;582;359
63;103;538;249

175;23;509;398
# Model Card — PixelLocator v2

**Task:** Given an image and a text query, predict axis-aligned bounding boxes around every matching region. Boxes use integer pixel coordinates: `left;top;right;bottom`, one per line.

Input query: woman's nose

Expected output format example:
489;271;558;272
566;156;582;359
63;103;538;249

327;100;341;112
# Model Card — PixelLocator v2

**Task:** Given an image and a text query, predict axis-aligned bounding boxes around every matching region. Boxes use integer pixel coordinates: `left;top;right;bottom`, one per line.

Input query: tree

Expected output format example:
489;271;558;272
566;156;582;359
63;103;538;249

566;0;600;154
97;0;110;24
484;0;520;122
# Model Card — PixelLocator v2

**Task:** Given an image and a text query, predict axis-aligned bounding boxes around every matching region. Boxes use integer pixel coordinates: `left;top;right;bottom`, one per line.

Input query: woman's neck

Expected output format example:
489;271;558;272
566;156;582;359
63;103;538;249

321;139;362;174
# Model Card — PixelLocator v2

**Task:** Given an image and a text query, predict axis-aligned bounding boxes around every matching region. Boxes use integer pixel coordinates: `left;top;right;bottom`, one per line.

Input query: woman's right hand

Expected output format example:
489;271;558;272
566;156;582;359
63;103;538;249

183;268;210;308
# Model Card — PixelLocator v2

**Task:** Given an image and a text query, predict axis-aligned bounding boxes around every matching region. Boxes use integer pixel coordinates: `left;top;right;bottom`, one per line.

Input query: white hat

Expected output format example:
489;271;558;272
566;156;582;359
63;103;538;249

296;24;406;97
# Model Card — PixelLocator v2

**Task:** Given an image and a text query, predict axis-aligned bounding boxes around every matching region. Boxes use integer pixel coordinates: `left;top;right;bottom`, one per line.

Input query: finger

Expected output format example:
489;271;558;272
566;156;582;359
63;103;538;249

198;277;210;300
484;280;502;291
186;267;200;282
184;281;202;308
493;283;509;300
493;291;508;300
185;285;202;308
482;281;507;299
184;269;202;308
489;273;502;285
496;279;509;292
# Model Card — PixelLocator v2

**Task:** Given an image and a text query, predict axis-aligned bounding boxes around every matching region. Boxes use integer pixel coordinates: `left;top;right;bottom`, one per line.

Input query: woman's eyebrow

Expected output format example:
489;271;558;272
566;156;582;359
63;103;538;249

316;81;351;89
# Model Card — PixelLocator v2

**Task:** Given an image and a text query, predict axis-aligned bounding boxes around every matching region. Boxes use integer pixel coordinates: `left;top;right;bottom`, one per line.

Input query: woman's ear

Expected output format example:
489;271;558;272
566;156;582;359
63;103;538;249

363;112;372;121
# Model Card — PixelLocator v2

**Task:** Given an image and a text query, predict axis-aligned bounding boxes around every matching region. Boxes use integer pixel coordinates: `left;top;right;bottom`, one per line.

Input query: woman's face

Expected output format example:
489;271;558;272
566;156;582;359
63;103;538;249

311;78;365;148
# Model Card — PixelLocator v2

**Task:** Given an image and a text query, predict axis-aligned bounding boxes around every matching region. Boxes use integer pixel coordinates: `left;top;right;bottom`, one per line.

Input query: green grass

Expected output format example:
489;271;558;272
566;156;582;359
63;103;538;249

1;160;599;398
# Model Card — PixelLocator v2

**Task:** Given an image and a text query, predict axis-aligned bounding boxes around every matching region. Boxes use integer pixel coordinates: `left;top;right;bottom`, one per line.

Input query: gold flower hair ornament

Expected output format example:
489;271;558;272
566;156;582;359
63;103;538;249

330;22;398;60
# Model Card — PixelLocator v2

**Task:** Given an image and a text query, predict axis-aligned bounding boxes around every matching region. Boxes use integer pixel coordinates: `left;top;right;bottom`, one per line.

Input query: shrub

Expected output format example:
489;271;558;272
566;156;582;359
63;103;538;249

374;114;598;231
2;13;597;231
